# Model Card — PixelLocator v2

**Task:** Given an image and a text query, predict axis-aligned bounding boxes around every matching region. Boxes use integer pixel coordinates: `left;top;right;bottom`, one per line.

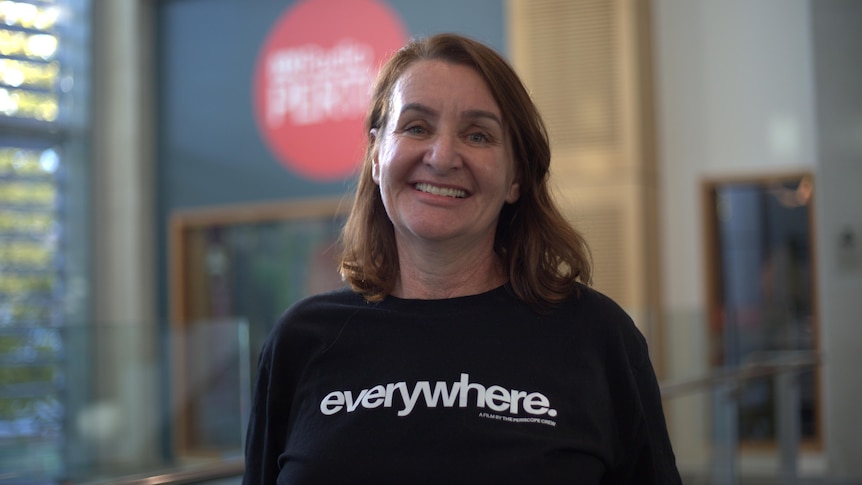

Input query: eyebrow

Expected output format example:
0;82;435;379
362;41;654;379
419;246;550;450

400;103;436;118
464;109;503;127
400;103;503;127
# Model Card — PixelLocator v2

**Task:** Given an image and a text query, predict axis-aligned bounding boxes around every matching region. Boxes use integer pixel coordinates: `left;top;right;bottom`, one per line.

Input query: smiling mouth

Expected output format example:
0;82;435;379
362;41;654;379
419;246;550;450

414;183;467;198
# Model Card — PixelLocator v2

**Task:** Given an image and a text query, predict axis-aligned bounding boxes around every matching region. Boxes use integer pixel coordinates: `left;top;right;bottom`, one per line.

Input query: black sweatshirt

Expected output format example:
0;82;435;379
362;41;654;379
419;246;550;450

243;284;681;484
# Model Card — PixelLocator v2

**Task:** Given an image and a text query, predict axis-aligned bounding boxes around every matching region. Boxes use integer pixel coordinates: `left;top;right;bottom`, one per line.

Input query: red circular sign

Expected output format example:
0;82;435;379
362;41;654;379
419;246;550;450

253;0;407;181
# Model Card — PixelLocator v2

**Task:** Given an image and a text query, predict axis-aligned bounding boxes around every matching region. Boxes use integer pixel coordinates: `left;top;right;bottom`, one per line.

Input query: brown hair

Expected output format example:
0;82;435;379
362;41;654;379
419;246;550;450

339;33;591;310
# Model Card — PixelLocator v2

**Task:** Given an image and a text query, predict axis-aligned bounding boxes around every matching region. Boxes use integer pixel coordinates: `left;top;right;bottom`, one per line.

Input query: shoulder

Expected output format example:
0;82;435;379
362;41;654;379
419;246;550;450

280;286;367;321
261;287;366;359
558;284;649;364
561;284;636;329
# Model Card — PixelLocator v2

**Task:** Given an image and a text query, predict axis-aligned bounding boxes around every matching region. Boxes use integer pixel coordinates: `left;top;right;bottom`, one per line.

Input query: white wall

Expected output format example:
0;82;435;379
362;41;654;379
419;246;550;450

810;1;862;481
654;0;816;310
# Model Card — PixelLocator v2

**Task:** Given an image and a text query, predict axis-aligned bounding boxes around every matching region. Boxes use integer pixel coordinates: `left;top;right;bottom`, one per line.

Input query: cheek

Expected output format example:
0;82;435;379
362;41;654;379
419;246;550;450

373;141;404;186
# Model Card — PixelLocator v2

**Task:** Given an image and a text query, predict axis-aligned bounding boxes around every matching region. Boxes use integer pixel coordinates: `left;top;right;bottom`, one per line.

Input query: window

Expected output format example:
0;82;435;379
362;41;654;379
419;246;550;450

0;0;91;481
704;174;820;445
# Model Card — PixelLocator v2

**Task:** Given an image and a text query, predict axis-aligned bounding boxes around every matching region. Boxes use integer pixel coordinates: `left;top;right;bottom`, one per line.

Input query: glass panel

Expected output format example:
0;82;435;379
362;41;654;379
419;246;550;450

0;1;63;124
0;326;64;481
0;0;91;482
1;322;250;483
173;204;346;454
180;319;251;455
661;305;822;483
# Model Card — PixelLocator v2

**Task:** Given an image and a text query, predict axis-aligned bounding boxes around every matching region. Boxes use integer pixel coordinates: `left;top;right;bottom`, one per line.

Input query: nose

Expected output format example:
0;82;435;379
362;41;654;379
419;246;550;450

423;133;462;173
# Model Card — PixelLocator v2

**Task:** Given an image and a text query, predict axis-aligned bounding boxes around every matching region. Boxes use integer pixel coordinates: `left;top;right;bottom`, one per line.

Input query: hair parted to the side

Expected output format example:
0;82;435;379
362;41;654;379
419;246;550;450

339;32;591;310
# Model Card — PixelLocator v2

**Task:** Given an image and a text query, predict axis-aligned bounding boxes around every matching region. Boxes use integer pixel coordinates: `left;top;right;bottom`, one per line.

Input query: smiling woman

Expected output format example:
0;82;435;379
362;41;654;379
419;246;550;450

369;60;521;295
243;33;682;484
341;34;593;307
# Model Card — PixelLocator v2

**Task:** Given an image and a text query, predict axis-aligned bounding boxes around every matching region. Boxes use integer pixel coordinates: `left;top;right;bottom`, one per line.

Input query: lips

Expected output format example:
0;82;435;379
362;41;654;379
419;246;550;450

414;182;468;198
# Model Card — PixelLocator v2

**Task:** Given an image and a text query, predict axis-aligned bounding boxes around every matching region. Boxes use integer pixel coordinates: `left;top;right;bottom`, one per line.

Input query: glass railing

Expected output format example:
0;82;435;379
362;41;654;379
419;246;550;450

0;320;250;484
0;310;830;484
662;350;822;485
659;308;825;485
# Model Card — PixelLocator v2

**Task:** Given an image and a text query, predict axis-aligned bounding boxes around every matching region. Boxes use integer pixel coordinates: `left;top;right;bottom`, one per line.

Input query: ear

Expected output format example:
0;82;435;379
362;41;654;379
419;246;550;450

505;181;520;204
370;128;381;185
372;158;381;185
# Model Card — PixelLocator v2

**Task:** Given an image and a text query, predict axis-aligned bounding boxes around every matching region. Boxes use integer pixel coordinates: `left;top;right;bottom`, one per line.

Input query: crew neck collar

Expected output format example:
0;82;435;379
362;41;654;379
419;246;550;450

375;284;511;313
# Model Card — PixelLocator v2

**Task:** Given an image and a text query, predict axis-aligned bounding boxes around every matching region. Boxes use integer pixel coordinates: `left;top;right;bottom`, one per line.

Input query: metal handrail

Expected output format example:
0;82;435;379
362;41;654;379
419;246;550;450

660;350;820;398
82;458;244;485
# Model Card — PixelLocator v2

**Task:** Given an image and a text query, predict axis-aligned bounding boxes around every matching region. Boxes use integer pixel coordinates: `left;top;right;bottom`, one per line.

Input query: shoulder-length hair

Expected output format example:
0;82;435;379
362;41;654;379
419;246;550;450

339;32;591;310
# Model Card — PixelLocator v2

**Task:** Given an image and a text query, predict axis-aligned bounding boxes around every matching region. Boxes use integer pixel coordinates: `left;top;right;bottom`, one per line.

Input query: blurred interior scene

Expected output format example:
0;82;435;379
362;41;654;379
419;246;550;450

0;0;860;483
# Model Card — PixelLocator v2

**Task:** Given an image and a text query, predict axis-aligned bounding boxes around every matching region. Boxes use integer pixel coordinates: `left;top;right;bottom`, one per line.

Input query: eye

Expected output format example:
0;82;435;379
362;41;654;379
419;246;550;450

467;132;489;144
398;121;429;137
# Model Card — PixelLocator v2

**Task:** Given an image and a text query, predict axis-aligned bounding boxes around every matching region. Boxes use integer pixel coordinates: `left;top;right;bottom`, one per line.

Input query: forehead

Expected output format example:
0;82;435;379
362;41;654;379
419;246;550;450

390;60;500;113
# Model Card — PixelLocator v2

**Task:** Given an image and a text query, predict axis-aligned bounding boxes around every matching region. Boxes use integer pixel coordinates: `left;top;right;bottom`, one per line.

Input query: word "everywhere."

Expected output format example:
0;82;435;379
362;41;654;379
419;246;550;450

319;373;558;418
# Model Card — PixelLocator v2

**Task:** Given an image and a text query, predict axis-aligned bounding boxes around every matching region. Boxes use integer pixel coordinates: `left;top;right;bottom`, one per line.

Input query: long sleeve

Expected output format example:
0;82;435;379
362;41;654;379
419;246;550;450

609;327;682;484
630;347;681;483
241;289;353;484
242;338;286;485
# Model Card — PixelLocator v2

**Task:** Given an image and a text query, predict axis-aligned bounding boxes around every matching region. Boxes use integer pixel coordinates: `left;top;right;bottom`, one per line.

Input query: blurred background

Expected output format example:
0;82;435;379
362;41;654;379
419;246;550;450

0;0;859;483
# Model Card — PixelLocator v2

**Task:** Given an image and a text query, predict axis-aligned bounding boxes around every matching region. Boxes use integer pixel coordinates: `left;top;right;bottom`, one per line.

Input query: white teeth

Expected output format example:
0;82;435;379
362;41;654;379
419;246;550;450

415;183;467;198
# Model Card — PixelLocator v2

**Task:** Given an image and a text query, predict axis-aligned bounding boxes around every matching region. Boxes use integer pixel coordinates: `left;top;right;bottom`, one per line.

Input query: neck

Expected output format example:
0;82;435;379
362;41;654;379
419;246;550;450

393;238;506;300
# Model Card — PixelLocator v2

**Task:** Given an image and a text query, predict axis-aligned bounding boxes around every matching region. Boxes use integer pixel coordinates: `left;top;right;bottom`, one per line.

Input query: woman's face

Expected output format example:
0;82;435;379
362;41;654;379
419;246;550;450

372;60;520;252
